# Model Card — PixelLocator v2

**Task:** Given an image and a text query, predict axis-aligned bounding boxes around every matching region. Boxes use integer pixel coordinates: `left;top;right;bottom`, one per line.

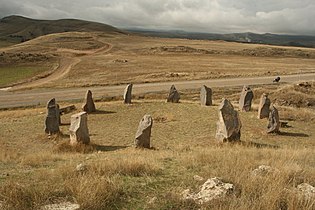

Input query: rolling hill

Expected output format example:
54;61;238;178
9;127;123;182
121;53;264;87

0;15;125;46
127;29;315;48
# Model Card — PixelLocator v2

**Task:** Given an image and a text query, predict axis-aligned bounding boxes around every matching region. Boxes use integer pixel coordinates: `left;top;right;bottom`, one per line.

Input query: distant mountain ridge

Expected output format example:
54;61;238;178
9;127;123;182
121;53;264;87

0;15;125;44
127;29;315;48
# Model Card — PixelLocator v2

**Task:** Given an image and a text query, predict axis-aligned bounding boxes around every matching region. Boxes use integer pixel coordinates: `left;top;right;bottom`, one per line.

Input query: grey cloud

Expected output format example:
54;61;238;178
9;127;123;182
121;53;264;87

0;0;314;35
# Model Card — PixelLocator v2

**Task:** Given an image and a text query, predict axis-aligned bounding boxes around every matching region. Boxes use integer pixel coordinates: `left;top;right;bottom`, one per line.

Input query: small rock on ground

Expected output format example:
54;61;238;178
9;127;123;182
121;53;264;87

40;202;80;210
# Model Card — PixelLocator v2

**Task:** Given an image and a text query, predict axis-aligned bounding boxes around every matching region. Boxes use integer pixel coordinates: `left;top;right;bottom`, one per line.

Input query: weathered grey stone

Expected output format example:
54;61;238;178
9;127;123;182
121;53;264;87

69;112;90;145
267;105;280;133
296;183;315;200
123;84;133;104
167;85;180;103
40;202;80;210
82;90;96;113
251;165;280;176
258;93;271;119
200;85;212;106
45;98;60;134
182;177;234;204
135;114;153;148
216;99;242;142
239;85;254;111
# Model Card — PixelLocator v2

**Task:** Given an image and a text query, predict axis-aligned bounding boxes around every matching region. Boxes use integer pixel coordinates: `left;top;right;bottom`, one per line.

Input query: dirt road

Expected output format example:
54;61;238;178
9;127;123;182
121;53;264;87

1;73;314;109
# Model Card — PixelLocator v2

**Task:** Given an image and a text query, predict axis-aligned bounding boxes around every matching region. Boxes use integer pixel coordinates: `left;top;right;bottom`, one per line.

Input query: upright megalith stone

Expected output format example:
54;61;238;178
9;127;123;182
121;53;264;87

82;90;96;113
135;115;153;148
69;112;90;146
123;84;133;104
45;98;60;134
200;85;212;106
239;85;254;112
167;85;180;103
216;99;242;142
267;105;280;134
258;93;271;119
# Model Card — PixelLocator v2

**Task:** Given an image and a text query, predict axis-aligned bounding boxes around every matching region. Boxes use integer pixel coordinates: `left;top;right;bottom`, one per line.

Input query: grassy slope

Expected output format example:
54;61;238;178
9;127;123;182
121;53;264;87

0;95;314;209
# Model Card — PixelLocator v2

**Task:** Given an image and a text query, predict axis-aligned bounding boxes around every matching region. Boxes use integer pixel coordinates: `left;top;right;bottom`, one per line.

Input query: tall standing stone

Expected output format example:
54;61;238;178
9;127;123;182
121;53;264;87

200;85;212;106
82;90;96;113
167;85;180;103
135;115;153;148
258;93;271;119
69;112;90;145
267;105;280;134
239;85;254;112
216;99;242;142
123;84;133;104
45;98;60;134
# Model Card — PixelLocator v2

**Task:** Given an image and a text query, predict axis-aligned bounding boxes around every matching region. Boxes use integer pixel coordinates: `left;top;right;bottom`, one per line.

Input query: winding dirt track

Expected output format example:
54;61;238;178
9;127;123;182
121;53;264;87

1;73;315;109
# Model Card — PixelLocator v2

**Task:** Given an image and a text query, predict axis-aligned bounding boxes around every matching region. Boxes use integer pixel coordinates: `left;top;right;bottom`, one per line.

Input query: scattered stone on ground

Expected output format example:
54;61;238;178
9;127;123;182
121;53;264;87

69;112;90;146
45;98;60;134
193;175;205;181
167;85;180;103
267;105;280;134
258;93;271;119
239;85;254;112
60;105;76;115
40;202;80;210
251;165;280;176
135;114;153;149
182;177;234;204
200;85;212;106
216;98;242;142
82;90;96;113
296;183;315;200
123;84;133;104
76;163;88;173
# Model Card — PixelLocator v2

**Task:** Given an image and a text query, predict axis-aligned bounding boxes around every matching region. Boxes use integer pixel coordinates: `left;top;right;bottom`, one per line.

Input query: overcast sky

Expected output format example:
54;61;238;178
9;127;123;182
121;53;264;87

1;0;315;35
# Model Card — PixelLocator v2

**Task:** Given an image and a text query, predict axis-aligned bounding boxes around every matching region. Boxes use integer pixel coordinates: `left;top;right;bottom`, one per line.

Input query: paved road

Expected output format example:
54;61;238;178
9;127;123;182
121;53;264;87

0;73;315;109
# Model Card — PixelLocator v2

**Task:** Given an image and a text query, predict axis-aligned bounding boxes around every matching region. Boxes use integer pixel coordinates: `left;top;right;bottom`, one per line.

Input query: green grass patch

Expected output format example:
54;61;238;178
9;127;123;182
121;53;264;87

0;66;49;87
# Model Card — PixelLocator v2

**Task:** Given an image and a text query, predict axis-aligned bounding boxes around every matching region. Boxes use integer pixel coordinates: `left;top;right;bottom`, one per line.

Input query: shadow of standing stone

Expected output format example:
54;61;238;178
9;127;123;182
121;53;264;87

200;85;212;106
267;105;280;134
258;93;271;119
216;99;242;142
123;84;133;104
82;90;96;113
167;85;180;103
69;112;90;146
45;98;60;134
239;85;253;112
135;115;153;149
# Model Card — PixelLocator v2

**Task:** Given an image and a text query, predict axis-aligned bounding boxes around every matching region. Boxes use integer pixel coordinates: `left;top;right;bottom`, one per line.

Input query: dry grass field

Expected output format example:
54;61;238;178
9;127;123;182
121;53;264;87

1;32;315;89
0;82;315;209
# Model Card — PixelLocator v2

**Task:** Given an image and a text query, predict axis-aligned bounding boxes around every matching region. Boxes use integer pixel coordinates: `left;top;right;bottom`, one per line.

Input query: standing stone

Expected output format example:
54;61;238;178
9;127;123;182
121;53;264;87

258;93;271;119
135;115;153;148
69;112;90;145
82;90;96;113
239;85;254;112
56;104;61;125
45;98;60;134
167;85;180;103
200;85;212;106
267;105;280;134
216;99;242;142
123;84;133;104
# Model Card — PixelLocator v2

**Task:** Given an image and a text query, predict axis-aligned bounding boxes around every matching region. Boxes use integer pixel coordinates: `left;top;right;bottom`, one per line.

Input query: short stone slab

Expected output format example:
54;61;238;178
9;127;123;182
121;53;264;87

167;85;180;103
182;177;234;204
40;202;80;210
200;85;212;106
251;165;280;177
82;90;96;113
216;99;242;142
69;112;90;146
123;84;133;104
45;98;60;134
258;93;271;119
239;85;254;112
135;114;153;148
267;105;280;133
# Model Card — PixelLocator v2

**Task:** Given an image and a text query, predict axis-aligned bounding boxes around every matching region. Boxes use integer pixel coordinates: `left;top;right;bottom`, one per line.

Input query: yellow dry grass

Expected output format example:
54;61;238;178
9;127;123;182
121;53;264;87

0;86;315;209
